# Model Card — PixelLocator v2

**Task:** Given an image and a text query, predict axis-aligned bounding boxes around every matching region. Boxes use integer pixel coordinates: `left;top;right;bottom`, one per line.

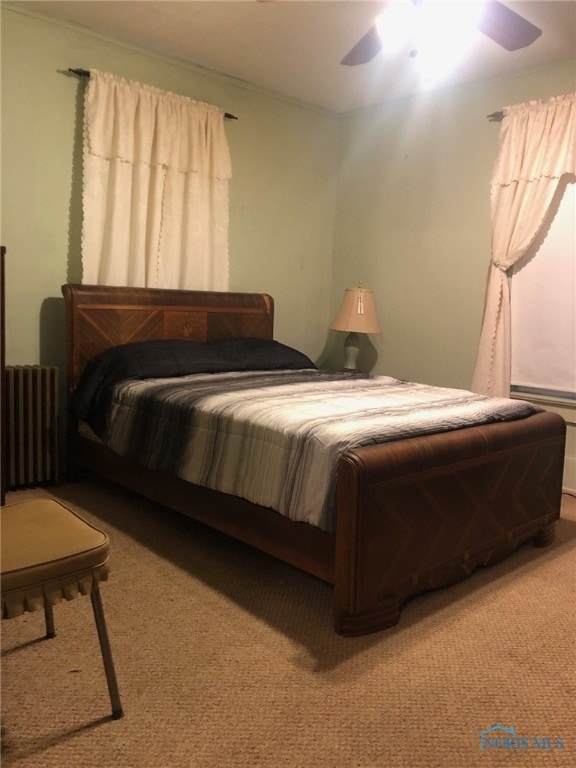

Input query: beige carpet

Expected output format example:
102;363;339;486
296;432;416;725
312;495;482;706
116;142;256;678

1;478;575;768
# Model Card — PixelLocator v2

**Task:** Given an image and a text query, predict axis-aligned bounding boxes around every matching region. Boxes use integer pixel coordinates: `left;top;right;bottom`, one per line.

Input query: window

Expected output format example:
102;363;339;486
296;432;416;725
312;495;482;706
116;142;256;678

511;179;576;399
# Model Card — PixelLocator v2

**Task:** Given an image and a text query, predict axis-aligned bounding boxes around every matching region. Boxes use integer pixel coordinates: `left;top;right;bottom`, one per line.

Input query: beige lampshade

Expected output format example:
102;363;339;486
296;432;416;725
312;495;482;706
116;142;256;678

329;287;381;334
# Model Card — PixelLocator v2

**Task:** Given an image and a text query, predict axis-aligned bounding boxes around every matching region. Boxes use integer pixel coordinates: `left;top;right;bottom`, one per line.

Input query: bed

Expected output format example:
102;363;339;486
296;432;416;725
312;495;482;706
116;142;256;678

62;284;566;636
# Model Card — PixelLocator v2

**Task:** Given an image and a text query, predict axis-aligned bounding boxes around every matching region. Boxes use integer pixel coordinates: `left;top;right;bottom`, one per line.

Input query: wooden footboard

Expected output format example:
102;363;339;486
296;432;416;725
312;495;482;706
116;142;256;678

334;410;566;636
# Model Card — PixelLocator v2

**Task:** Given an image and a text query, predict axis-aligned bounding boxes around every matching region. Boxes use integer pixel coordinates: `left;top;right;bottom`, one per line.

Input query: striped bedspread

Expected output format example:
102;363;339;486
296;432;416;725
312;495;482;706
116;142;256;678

102;370;540;532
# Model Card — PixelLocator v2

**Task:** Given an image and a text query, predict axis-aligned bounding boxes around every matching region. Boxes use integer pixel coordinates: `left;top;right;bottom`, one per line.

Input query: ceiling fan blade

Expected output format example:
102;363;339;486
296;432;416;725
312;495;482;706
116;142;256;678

478;0;541;51
341;24;382;66
341;1;542;67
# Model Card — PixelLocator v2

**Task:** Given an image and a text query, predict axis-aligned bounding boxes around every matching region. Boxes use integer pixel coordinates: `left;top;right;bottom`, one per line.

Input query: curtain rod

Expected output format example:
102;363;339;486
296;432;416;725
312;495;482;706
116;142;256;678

487;111;504;122
68;68;238;121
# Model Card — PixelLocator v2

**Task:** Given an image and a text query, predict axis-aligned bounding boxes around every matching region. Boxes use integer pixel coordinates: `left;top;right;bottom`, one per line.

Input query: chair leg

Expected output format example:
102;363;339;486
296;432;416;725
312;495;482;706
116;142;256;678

44;601;56;639
90;587;124;720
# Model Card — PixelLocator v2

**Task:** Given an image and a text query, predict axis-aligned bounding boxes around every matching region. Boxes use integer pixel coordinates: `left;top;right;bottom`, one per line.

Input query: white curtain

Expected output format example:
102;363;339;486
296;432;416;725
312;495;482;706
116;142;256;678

472;93;576;397
82;69;232;290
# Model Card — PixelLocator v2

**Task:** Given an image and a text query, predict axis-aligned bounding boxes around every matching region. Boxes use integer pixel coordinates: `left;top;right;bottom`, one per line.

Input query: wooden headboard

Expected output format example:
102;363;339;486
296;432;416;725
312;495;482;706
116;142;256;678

62;284;274;391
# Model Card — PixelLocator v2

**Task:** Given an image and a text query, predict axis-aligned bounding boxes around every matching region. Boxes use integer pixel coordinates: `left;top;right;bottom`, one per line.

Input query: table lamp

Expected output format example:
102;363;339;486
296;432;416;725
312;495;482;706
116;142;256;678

329;285;381;371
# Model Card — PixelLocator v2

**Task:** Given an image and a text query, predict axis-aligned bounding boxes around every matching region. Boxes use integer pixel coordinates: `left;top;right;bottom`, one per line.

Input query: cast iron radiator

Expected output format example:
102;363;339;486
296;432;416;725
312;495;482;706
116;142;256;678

4;365;59;488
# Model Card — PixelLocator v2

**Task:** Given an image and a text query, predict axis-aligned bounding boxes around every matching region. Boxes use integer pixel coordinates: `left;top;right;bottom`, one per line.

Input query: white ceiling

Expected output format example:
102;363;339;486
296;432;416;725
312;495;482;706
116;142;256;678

18;1;576;113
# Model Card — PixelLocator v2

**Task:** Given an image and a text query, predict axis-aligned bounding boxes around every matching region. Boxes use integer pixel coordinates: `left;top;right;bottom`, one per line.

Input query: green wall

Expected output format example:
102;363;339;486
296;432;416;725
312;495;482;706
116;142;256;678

1;4;575;396
332;60;576;387
0;5;339;374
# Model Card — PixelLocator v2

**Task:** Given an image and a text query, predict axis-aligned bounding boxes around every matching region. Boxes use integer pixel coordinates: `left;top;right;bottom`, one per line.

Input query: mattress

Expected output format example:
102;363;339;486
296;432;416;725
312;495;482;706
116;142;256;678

92;369;540;531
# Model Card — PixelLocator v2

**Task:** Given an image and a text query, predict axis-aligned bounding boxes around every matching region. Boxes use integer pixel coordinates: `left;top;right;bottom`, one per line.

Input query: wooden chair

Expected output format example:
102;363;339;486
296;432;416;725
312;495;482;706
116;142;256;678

1;498;123;719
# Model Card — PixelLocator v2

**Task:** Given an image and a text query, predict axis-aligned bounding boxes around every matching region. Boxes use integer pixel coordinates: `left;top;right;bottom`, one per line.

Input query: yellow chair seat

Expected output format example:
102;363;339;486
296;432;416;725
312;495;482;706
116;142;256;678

1;498;123;720
2;499;110;618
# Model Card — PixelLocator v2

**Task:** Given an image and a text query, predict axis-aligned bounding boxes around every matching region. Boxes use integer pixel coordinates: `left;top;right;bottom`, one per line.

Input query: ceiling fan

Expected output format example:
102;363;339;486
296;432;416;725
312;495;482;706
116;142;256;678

341;0;542;66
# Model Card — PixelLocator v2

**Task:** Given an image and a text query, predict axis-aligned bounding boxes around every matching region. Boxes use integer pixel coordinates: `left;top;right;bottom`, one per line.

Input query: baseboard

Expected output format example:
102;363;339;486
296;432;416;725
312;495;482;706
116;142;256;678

562;456;576;496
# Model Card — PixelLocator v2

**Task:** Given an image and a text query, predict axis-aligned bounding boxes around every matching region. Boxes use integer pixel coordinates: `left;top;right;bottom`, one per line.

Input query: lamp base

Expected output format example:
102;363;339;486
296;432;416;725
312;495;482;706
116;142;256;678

342;332;361;371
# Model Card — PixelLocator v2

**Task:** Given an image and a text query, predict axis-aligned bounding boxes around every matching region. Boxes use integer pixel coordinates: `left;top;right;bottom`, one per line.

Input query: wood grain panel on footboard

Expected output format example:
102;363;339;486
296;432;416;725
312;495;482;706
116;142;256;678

334;410;566;636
